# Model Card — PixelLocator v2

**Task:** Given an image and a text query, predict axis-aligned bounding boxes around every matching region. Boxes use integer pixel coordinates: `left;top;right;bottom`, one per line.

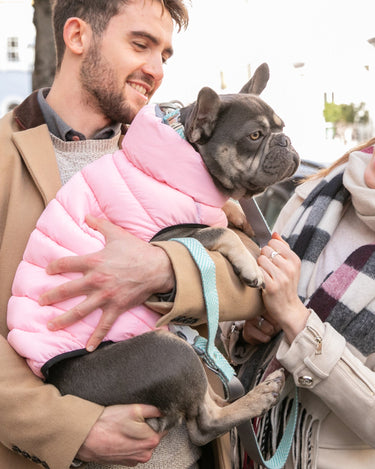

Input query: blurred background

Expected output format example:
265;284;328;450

1;0;375;167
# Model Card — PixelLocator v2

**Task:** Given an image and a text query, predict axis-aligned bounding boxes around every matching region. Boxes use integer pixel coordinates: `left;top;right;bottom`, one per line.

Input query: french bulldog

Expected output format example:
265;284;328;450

47;63;298;447
152;62;299;289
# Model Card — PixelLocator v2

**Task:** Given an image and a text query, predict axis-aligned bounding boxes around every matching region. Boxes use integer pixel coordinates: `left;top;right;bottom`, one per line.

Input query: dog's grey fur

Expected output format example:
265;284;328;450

153;62;299;288
48;330;284;445
47;63;297;446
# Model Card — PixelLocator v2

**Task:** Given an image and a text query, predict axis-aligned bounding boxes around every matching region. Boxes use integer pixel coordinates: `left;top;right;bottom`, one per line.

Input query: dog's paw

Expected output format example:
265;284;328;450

223;200;255;238
234;262;265;289
245;369;285;416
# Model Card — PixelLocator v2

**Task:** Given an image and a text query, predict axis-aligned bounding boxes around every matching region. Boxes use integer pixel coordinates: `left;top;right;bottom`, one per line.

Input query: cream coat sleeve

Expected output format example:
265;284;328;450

277;311;375;447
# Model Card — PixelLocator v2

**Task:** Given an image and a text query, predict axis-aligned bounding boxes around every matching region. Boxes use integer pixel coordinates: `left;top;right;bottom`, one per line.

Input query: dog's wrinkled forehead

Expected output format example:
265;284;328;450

218;94;284;135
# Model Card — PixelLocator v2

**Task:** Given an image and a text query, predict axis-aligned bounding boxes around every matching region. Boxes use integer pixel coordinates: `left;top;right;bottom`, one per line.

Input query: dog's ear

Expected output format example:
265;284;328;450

184;87;221;144
239;63;270;95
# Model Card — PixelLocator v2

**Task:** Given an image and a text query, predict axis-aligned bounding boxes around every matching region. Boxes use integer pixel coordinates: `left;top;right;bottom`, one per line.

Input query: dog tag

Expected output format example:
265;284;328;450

239;198;271;247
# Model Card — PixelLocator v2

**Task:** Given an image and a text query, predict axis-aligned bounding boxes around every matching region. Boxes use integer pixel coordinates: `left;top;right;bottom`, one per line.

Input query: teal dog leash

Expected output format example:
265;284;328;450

170;237;298;469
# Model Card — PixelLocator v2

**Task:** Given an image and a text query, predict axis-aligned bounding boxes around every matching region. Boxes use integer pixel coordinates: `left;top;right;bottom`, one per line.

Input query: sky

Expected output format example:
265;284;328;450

153;0;375;164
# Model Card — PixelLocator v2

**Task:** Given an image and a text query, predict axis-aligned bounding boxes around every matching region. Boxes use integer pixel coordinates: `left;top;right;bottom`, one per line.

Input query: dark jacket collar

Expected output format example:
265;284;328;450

13;90;45;131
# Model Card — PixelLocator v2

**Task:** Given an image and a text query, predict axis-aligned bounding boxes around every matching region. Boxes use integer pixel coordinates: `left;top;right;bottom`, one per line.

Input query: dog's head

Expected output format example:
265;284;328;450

180;63;300;199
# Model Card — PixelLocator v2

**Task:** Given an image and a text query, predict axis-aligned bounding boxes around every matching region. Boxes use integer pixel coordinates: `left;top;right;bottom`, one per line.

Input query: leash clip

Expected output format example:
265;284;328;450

169;324;199;346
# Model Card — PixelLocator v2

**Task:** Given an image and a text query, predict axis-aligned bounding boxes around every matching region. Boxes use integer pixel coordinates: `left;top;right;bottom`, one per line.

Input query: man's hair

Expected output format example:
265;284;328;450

51;0;189;70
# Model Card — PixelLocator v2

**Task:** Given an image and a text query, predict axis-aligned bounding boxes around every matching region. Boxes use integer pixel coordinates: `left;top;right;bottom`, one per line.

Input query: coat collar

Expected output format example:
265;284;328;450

12;91;126;206
13;91;62;205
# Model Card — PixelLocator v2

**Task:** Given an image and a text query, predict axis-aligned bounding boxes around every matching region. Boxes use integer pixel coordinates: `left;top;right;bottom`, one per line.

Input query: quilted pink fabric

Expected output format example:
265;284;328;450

7;104;228;377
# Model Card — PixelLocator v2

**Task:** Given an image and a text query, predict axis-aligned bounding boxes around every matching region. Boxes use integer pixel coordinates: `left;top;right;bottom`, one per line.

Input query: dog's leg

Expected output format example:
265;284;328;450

222;200;255;238
186;369;284;445
191;227;264;288
46;330;208;432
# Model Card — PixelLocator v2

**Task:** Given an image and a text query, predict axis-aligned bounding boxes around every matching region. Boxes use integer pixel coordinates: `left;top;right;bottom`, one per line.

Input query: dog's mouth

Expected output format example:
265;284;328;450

261;147;299;178
238;143;300;197
198;132;300;199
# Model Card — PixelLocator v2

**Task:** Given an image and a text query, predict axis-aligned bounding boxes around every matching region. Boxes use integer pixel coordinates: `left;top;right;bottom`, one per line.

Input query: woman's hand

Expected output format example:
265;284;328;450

257;232;310;343
39;215;175;351
242;311;281;345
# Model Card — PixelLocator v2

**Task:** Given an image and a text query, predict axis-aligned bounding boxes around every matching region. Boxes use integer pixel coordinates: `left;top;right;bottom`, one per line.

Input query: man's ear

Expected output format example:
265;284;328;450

63;17;90;56
184;87;221;144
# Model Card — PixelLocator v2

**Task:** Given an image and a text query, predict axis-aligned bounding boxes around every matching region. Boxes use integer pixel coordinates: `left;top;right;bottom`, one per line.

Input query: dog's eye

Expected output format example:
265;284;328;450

249;131;262;141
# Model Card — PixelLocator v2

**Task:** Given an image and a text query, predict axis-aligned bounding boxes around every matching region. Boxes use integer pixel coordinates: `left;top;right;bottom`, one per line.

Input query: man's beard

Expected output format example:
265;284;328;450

80;43;138;125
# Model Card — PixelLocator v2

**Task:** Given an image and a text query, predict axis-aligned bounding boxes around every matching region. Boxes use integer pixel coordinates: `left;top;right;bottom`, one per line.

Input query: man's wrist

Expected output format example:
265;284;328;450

149;244;175;294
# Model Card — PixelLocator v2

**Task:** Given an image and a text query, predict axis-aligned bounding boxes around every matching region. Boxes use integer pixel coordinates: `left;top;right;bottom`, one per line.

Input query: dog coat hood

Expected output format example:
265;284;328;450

7;104;228;377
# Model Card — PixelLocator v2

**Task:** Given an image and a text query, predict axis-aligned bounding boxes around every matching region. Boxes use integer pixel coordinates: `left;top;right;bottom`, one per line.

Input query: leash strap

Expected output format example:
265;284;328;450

171;237;298;469
170;237;235;396
237;385;299;468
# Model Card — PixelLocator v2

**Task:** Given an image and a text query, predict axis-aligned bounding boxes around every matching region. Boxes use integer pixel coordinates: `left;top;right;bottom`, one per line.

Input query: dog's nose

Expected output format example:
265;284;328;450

274;134;290;147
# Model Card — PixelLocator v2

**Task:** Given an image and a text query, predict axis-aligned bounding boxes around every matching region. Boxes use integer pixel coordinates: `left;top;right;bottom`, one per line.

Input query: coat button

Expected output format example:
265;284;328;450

298;375;313;386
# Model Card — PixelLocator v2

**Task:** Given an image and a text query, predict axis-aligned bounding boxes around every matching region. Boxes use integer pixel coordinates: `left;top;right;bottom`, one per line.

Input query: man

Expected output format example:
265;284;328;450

0;1;261;467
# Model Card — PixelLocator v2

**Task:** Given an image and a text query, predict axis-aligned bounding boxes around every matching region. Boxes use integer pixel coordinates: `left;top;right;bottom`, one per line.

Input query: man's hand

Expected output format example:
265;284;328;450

77;404;166;466
39;215;175;351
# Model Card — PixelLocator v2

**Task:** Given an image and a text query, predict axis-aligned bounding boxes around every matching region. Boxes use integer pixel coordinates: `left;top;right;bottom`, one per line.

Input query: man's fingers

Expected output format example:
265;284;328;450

39;276;88;306
46;295;103;330
47;309;84;331
138;404;163;420
86;310;121;351
85;214;127;242
45;254;91;275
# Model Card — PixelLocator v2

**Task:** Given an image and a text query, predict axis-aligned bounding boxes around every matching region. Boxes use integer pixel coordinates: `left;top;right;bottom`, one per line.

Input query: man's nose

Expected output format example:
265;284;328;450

143;54;164;82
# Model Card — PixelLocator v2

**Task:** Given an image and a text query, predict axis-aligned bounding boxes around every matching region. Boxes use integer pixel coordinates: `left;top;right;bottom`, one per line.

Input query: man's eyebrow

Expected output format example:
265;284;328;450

130;31;174;57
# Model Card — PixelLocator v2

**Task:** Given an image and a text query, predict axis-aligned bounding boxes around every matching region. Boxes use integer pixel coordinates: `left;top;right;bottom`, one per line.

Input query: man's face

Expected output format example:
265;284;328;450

80;0;174;124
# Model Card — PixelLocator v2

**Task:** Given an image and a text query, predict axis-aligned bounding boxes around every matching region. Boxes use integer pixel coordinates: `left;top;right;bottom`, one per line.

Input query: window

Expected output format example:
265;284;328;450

7;37;20;62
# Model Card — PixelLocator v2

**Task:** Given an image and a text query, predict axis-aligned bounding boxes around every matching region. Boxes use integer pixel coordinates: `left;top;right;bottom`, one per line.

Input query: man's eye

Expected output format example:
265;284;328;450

134;42;147;50
249;131;262;141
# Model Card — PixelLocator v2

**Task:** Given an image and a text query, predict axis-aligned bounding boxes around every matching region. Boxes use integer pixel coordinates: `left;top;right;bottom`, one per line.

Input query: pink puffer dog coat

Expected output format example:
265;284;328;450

7;104;228;378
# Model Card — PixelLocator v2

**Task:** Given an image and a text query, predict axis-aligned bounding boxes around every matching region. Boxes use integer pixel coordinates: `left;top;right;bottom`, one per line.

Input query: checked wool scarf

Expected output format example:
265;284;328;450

283;169;375;357
239;162;375;469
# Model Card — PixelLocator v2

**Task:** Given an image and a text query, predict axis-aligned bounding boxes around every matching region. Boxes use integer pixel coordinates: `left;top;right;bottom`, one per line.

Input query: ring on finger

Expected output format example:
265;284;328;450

257;316;265;330
269;250;279;260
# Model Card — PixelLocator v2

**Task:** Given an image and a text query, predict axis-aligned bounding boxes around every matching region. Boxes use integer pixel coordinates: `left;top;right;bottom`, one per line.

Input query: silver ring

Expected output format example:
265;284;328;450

270;250;279;260
257;316;265;330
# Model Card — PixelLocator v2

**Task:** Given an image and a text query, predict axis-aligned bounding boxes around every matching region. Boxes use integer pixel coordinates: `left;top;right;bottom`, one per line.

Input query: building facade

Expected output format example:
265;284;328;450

0;0;35;116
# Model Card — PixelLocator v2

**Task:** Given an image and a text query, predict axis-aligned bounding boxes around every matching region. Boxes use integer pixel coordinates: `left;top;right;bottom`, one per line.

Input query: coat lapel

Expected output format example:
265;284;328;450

13;124;61;206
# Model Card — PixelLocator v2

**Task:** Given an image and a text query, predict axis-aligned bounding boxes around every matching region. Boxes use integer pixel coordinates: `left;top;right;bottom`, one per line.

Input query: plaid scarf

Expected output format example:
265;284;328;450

283;169;375;356
238;163;375;469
